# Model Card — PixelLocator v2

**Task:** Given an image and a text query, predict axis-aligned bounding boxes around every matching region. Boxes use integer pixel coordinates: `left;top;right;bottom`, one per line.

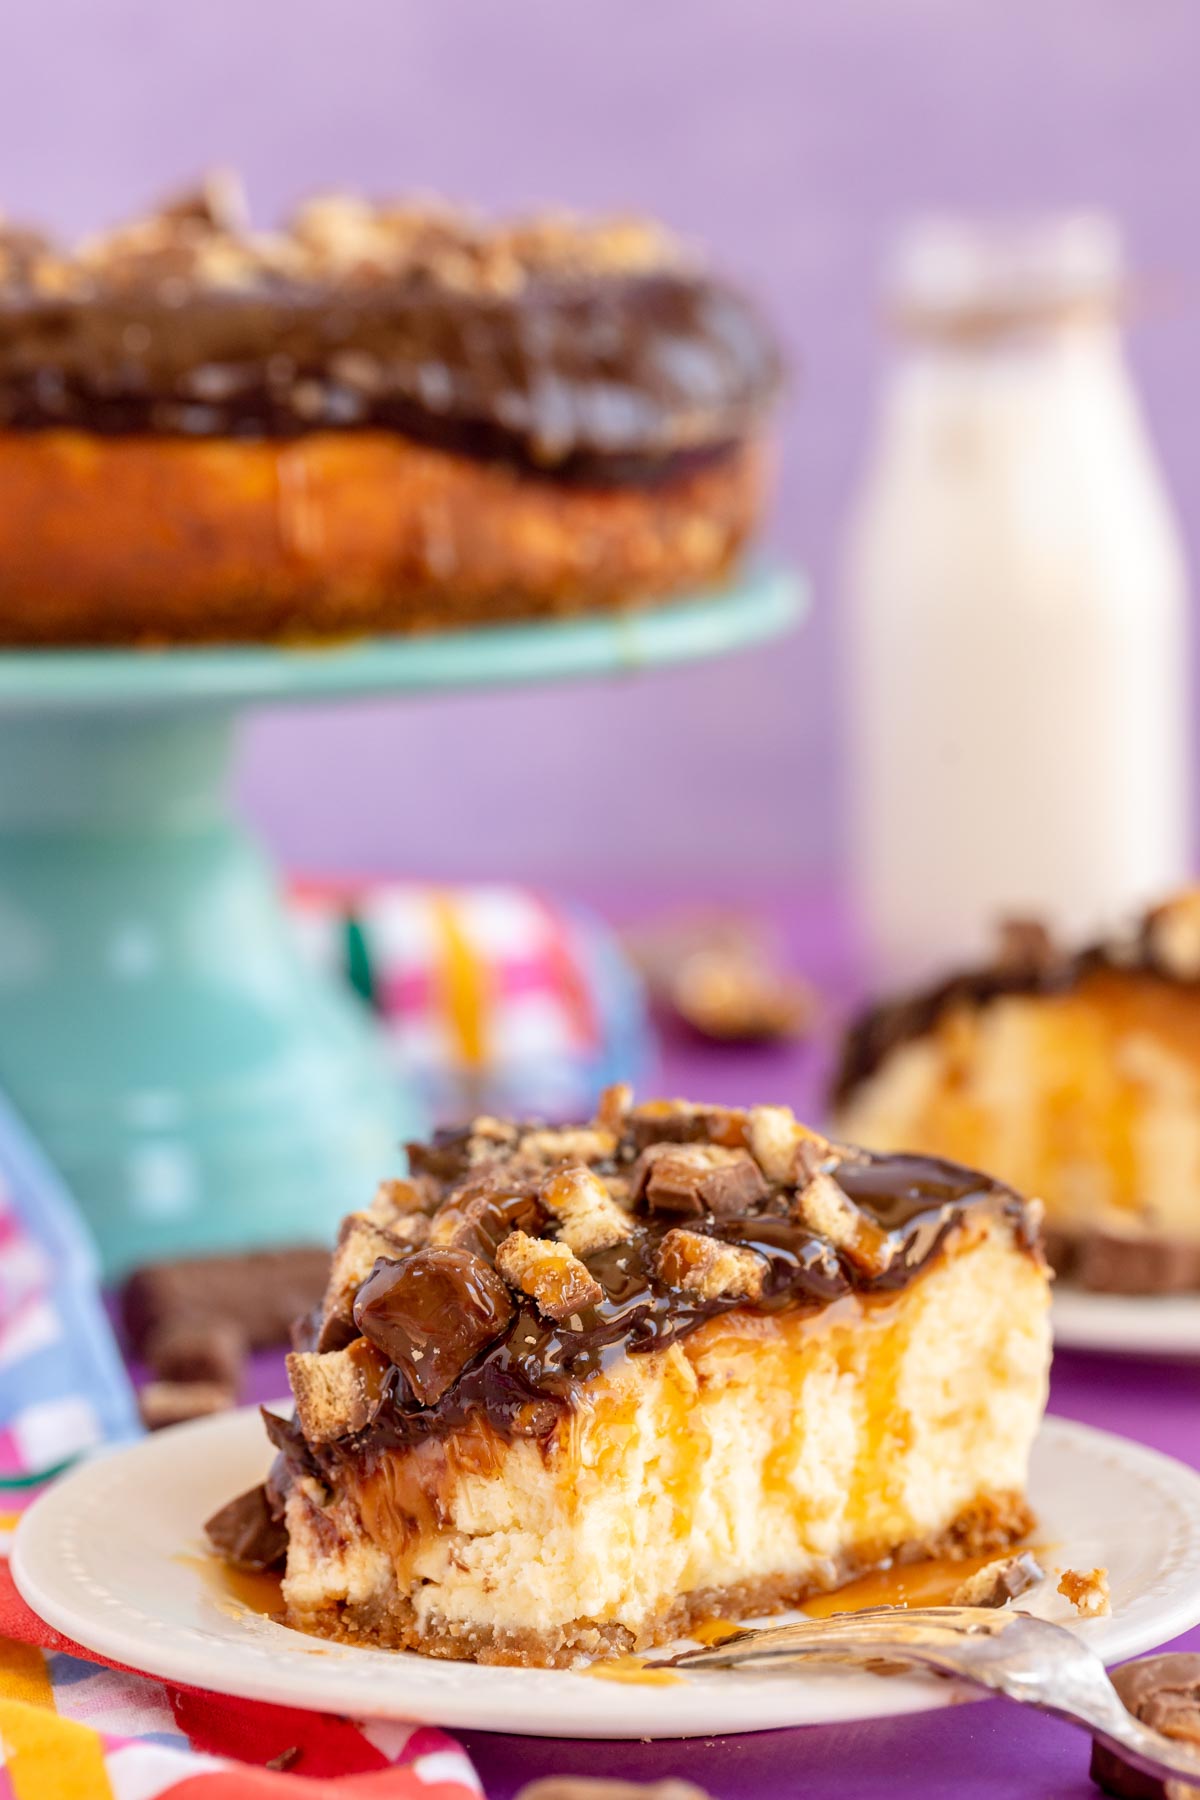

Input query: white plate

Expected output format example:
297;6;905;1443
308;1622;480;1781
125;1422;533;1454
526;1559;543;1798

1053;1286;1200;1359
14;1407;1200;1740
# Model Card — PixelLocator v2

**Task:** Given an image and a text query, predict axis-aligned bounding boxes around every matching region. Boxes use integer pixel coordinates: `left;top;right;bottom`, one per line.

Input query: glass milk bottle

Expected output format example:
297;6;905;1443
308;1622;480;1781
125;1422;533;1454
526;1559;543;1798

844;215;1191;985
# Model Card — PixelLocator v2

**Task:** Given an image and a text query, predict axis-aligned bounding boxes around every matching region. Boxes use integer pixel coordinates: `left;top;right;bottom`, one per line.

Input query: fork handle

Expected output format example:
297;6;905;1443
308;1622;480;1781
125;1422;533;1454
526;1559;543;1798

671;1638;1200;1789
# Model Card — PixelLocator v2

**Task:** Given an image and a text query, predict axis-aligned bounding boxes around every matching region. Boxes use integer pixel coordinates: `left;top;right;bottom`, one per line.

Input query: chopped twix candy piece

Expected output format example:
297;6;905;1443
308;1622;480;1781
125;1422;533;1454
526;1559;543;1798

951;1551;1044;1608
203;1482;287;1572
517;1124;619;1168
634;1143;768;1218
287;1338;389;1444
367;1176;439;1224
1089;1653;1200;1800
495;1231;603;1323
792;1172;895;1278
353;1247;514;1405
139;1380;235;1431
317;1211;430;1351
122;1246;329;1361
594;1081;633;1134
626;1098;748;1151
541;1163;635;1254
405;1118;519;1184
428;1183;543;1258
747;1105;842;1185
145;1317;245;1388
1058;1566;1111;1618
656;1228;765;1302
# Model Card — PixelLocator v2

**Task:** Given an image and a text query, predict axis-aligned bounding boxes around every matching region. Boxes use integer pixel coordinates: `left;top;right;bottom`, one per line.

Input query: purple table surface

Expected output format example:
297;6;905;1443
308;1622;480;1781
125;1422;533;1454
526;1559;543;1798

242;886;1200;1800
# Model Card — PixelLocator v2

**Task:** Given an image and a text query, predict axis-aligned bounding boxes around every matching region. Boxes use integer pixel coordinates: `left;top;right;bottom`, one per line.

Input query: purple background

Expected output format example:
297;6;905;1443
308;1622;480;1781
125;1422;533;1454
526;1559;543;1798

6;0;1200;880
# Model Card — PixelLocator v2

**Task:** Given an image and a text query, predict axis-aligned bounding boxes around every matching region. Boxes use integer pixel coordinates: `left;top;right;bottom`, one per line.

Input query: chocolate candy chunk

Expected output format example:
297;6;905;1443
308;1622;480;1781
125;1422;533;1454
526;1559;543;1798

951;1551;1044;1608
635;1144;769;1218
145;1318;246;1388
139;1380;235;1430
122;1247;329;1356
693;1152;770;1216
625;1101;748;1152
261;1404;323;1481
430;1182;545;1260
1090;1654;1200;1798
354;1248;514;1405
1054;1230;1200;1297
204;1483;287;1571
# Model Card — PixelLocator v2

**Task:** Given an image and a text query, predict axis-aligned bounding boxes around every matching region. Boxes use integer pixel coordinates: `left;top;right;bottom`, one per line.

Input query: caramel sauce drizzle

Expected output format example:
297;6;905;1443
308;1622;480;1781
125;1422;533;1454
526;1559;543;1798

348;1148;1030;1459
801;1546;1049;1617
175;1551;284;1621
584;1654;683;1687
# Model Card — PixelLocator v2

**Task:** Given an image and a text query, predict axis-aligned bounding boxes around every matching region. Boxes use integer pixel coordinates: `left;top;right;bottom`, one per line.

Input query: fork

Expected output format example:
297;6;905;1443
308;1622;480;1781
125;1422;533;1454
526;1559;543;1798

666;1607;1200;1789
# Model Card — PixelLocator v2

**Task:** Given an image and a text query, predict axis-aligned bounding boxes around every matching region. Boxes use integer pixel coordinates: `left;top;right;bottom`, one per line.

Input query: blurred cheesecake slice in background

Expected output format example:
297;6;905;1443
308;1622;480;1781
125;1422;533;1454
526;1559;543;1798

833;892;1200;1294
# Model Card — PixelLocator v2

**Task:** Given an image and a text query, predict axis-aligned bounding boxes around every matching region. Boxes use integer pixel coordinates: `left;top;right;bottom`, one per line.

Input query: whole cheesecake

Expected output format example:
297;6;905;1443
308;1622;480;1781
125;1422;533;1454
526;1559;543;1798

0;178;781;645
206;1087;1050;1667
834;894;1200;1294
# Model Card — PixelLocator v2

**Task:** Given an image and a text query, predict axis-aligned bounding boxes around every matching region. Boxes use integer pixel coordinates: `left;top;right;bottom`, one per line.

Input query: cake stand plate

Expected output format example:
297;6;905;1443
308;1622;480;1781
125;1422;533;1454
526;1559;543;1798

0;571;802;1277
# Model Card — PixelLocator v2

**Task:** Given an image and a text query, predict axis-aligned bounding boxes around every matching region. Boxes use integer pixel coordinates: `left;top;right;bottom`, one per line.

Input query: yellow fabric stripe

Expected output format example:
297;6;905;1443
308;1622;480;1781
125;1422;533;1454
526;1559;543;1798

432;895;490;1070
0;1641;54;1711
0;1696;113;1800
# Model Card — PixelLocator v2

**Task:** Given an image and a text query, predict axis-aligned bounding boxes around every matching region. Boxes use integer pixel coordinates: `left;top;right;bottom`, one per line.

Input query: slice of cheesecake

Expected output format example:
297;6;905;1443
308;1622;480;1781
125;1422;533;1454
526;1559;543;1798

207;1089;1050;1667
834;895;1200;1294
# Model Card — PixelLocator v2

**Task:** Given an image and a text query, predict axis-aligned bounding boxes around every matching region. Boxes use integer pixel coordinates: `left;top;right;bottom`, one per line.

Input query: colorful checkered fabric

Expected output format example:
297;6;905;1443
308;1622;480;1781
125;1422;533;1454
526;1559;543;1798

0;1532;481;1797
290;880;647;1120
0;1086;140;1485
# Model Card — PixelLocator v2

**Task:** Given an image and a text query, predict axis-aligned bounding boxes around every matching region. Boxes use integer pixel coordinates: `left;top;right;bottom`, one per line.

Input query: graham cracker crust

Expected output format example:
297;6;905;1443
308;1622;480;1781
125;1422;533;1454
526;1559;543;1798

285;1489;1034;1669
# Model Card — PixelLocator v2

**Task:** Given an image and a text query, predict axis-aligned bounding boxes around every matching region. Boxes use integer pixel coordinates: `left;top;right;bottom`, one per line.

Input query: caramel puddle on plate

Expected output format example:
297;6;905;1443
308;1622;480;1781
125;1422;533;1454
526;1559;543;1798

691;1618;746;1647
585;1654;684;1687
175;1551;285;1625
801;1545;1053;1618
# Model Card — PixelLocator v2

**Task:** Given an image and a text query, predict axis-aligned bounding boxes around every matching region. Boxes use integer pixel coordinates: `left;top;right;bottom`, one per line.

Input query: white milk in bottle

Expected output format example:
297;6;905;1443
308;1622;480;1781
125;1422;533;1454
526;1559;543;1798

844;216;1191;985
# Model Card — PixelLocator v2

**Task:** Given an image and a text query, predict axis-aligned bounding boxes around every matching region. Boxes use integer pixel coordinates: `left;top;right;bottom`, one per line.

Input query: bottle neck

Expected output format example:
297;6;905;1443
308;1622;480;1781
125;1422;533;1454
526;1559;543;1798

891;306;1123;370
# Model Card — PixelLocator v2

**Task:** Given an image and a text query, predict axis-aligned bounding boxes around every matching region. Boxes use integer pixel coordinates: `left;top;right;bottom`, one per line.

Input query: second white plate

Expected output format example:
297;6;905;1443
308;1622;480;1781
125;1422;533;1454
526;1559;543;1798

1053;1286;1200;1358
14;1407;1200;1740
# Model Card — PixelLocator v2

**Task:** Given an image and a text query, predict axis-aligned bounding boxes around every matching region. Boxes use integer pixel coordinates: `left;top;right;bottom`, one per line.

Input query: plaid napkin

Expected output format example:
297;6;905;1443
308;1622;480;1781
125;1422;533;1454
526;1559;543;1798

0;1085;140;1487
291;879;648;1122
0;1549;481;1797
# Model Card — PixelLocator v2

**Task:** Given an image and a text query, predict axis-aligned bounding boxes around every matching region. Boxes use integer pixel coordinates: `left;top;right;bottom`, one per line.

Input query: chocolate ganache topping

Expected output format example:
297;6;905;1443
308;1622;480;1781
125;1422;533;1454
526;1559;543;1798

832;892;1200;1109
274;1091;1040;1469
0;175;782;481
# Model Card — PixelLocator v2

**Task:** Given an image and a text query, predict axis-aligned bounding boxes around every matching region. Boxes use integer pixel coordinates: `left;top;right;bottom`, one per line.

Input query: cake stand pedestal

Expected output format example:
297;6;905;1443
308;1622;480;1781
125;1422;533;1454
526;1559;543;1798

0;570;802;1277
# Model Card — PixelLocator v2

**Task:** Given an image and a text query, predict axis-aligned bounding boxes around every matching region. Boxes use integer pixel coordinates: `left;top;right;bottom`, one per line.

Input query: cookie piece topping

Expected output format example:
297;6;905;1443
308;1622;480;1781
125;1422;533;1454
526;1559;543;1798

270;1089;1038;1456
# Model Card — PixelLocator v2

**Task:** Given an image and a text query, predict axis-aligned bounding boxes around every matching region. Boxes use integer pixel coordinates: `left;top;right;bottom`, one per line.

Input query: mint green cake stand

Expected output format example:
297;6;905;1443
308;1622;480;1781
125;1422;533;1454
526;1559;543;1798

0;568;802;1278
